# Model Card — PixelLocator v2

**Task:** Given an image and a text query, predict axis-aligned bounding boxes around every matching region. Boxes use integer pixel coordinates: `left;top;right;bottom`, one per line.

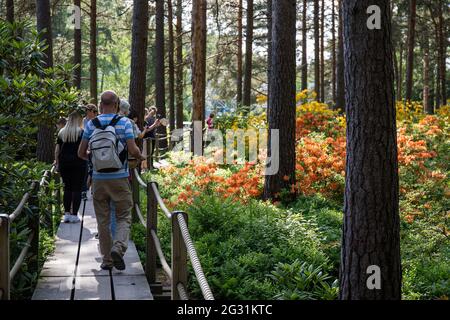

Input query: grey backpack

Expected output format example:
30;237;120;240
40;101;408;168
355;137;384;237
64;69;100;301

89;115;127;172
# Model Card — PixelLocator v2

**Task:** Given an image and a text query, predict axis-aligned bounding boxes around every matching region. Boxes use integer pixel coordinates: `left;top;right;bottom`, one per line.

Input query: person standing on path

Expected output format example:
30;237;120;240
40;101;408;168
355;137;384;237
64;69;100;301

78;91;146;271
55;111;87;223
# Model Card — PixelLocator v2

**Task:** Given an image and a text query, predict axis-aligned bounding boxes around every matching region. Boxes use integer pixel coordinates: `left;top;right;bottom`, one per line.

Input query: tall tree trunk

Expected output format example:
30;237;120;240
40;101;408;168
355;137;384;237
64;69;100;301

437;1;446;107
314;0;320;100
90;0;97;104
36;0;54;164
267;0;272;104
340;0;401;300
191;0;207;155
175;0;183;129
243;0;254;107
331;0;336;105
435;64;441;108
237;0;243;105
168;0;175;131
129;0;149;129
405;0;416;102
301;0;307;90
264;0;296;200
6;0;14;23
320;0;325;102
73;0;81;89
398;43;403;101
335;0;344;110
155;0;166;146
423;32;432;114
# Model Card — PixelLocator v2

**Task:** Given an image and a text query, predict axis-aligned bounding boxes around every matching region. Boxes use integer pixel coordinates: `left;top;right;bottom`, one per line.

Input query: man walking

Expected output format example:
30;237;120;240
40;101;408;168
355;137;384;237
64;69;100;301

78;91;146;270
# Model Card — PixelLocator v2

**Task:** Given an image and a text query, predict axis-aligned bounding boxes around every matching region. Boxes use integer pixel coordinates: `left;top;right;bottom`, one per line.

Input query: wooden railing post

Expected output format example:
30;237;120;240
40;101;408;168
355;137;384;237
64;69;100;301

171;211;188;300
146;182;157;284
147;139;154;170
0;215;10;300
28;182;40;276
43;173;53;235
55;173;62;226
155;137;160;163
130;169;140;223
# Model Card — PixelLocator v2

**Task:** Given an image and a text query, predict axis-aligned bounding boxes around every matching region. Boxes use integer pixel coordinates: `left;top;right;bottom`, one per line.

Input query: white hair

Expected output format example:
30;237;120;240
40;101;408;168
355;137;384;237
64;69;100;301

119;99;130;115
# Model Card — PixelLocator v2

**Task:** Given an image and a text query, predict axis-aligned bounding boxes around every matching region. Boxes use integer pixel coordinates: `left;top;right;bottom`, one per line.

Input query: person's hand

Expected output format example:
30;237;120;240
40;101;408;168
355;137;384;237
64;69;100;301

154;119;161;126
138;154;147;162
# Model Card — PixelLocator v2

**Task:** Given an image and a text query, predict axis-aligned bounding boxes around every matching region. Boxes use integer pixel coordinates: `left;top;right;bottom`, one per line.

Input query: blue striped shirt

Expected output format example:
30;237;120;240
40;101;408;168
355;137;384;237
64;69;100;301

82;114;135;180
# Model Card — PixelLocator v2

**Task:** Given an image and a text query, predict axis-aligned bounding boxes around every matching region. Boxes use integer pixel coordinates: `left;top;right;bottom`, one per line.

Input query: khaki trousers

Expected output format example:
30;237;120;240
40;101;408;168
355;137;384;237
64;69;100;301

92;178;132;264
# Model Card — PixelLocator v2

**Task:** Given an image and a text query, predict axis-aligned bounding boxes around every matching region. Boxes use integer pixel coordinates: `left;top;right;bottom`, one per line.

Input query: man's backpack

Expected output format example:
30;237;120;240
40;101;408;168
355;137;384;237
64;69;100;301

89;115;127;173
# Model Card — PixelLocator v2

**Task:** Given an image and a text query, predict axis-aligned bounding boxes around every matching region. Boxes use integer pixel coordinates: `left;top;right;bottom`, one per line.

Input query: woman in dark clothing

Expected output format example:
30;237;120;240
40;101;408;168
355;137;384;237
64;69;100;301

54;111;87;223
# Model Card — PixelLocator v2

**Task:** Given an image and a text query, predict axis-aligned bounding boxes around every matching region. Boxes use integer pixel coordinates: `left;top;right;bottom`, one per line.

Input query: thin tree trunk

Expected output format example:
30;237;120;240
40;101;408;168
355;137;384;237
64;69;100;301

90;0;97;104
73;0;81;89
237;0;243;105
320;0;325;102
331;0;336;105
335;0;344;110
191;0;207;155
155;0;166;146
267;0;272;104
393;45;399;101
423;32;432;114
175;0;183;129
398;43;403;101
129;0;149;129
435;64;441;108
405;0;416;102
6;0;14;23
340;0;401;300
263;0;296;200
243;0;254;107
168;0;175;130
36;0;54;164
437;1;446;107
314;0;320;100
301;0;307;90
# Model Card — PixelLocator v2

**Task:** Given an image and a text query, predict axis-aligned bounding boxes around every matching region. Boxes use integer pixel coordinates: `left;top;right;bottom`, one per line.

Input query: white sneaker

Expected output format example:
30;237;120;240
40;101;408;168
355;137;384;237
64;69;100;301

63;213;71;223
69;215;80;223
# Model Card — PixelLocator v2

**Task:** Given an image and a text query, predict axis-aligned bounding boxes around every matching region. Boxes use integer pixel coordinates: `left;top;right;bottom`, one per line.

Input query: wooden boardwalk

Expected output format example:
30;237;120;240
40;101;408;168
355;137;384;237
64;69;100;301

32;197;153;300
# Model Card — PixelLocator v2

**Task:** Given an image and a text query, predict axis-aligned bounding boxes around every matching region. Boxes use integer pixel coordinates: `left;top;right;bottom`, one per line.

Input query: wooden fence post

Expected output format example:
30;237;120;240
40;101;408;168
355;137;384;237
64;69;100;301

0;215;10;300
28;182;40;276
146;182;157;284
55;173;62;226
130;169;140;224
171;211;188;300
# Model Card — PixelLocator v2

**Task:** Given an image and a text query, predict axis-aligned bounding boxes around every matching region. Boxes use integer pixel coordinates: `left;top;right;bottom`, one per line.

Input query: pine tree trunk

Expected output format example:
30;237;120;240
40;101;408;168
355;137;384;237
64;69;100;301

405;0;416;102
243;0;254;107
191;0;207;155
301;0;308;91
267;0;272;103
340;0;401;300
263;0;296;200
398;43;403;101
237;0;243;105
155;0;166;146
168;0;175;131
6;0;14;23
335;0;344;110
423;33;432;114
331;0;336;106
320;0;325;102
36;0;54;164
314;0;320;100
437;1;446;107
129;0;149;129
73;0;81;89
175;0;183;129
90;0;97;104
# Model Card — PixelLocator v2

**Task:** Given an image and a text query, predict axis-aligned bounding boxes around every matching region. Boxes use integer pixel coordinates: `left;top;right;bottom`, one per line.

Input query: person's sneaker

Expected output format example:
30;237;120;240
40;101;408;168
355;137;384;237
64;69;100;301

69;215;80;223
81;191;87;200
94;233;99;239
100;262;113;270
111;250;126;271
63;213;71;223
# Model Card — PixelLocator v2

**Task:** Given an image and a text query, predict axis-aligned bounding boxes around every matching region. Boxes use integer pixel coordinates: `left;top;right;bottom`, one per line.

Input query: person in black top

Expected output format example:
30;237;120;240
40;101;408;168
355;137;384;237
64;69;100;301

144;107;161;159
54;111;87;223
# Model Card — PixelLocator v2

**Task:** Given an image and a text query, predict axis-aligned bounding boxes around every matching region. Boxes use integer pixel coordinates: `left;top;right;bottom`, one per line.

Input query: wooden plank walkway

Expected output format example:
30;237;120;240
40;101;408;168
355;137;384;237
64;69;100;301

32;196;153;300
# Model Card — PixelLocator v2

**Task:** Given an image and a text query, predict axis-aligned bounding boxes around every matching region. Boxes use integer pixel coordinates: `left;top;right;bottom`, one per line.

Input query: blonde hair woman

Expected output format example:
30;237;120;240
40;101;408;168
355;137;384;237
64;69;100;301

54;111;87;223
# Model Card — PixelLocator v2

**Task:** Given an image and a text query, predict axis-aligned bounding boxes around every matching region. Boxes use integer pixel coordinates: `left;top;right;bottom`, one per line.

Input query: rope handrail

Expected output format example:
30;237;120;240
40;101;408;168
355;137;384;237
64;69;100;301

39;170;50;187
150;183;172;219
9;231;34;280
134;204;146;227
177;282;189;300
150;229;172;281
133;169;147;188
9;188;33;223
176;213;214;300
